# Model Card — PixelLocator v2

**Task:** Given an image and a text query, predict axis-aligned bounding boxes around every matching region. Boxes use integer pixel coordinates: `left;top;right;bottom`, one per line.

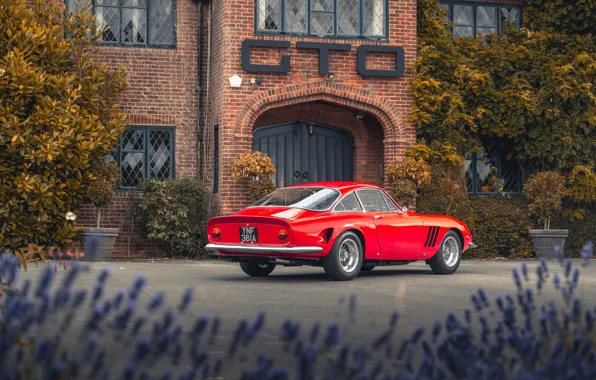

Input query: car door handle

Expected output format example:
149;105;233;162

294;171;301;179
303;171;309;179
374;216;382;220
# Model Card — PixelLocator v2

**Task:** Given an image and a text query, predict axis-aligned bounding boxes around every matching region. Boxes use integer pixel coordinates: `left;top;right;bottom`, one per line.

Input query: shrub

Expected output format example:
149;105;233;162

0;241;594;379
567;166;596;204
134;179;208;259
523;172;567;229
466;196;533;259
385;156;431;208
0;0;127;249
84;161;120;228
232;151;277;201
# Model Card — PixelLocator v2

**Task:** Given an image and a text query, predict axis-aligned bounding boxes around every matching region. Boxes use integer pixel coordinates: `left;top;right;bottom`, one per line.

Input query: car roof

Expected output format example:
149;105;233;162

285;181;382;192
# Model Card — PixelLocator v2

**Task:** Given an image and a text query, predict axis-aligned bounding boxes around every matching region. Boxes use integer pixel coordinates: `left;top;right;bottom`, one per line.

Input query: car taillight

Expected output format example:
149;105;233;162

212;228;221;239
278;230;288;241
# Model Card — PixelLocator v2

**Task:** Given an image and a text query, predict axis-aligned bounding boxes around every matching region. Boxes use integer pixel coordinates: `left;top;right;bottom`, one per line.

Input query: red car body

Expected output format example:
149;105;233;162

205;182;475;280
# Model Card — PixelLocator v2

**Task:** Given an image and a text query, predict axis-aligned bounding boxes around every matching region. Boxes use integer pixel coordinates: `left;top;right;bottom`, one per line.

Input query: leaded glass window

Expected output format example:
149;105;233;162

256;0;388;38
464;143;521;195
440;2;522;38
112;127;175;189
65;0;175;47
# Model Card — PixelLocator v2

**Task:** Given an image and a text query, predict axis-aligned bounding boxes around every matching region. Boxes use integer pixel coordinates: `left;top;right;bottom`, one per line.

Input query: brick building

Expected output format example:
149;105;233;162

62;0;523;257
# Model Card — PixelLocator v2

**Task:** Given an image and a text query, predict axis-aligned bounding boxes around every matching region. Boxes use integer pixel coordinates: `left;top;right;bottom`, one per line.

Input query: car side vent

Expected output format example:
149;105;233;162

424;227;440;248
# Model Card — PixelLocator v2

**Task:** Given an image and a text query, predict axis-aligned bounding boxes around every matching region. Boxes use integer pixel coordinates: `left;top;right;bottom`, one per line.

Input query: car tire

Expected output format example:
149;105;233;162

322;231;363;281
239;262;276;277
429;230;462;275
361;262;376;272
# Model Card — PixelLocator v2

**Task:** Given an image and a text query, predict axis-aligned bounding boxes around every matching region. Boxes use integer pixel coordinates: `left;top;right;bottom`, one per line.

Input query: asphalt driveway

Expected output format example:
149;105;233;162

12;258;596;378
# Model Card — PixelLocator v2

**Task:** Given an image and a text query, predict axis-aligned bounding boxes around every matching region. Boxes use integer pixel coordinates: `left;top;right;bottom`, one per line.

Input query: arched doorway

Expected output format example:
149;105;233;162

253;121;354;187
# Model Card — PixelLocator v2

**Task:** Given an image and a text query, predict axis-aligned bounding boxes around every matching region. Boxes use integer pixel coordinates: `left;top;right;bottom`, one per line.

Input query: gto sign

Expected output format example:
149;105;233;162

241;39;405;78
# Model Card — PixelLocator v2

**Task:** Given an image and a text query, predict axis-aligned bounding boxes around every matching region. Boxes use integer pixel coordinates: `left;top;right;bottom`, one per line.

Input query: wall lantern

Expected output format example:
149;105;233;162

229;74;243;88
307;122;314;136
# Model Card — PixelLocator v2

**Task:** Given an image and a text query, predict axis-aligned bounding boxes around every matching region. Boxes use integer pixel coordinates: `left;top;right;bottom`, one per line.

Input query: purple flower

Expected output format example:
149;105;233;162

191;315;208;337
92;280;104;303
122;361;137;379
431;321;442;342
512;269;522;290
148;292;165;312
112;289;125;309
34;339;54;362
97;267;111;284
73;290;87;308
129;275;147;300
580;241;593;267
553;273;561;289
131;313;148;337
521;263;529;281
409;327;425;344
178;286;193;313
555;245;565;265
36;265;55;298
324;323;340;347
477;288;489;307
565;259;572;279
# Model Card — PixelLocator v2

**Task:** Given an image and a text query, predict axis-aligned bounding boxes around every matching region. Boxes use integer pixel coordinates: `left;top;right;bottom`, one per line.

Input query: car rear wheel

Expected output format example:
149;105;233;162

323;231;363;281
429;230;462;275
239;261;276;277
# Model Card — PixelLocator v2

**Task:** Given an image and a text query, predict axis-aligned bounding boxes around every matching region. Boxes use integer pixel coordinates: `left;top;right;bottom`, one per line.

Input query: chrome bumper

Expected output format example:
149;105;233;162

468;242;478;249
205;244;323;254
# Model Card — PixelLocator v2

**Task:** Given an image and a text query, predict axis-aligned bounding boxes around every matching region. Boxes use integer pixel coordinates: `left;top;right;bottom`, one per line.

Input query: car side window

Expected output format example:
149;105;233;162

381;192;400;212
356;190;390;212
334;192;363;212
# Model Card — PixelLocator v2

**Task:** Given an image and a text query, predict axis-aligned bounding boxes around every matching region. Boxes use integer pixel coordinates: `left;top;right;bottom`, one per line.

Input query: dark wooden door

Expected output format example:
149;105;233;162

253;122;354;187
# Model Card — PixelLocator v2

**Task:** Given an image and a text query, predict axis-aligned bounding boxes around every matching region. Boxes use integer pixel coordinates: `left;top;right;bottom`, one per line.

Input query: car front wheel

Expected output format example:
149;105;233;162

239;261;276;277
323;231;363;281
429;230;462;275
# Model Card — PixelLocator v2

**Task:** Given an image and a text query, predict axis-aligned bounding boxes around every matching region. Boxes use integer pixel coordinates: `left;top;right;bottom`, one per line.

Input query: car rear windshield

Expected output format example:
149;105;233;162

251;187;340;211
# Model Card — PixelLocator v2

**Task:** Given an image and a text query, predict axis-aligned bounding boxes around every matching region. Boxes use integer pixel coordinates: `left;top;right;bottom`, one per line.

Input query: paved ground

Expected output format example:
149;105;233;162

12;258;596;378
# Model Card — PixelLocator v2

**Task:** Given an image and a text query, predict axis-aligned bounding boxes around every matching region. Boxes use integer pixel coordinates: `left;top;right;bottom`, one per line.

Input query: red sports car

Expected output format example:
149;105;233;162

205;182;476;281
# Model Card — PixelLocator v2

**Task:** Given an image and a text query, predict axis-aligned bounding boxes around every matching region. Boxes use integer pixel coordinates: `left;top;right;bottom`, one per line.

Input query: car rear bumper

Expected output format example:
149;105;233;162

205;243;323;255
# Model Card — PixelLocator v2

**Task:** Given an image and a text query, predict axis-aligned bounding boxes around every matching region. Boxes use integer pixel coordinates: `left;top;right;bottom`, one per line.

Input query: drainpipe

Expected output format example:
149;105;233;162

196;0;204;177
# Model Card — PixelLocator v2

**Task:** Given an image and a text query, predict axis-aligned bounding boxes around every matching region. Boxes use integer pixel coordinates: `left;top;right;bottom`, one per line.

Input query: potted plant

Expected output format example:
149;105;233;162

79;161;121;261
232;151;277;201
523;171;568;259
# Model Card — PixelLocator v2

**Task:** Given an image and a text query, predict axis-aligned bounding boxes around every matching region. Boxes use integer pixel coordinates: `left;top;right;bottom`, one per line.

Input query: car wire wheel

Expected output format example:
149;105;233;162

339;239;360;273
322;231;363;281
442;236;460;267
429;230;462;275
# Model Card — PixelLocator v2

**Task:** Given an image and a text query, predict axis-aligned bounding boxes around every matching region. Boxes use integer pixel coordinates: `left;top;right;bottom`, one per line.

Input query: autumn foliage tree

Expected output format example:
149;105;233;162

412;0;595;175
0;0;127;249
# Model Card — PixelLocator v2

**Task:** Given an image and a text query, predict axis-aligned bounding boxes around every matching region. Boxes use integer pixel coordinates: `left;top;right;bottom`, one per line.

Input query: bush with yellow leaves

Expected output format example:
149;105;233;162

232;151;277;201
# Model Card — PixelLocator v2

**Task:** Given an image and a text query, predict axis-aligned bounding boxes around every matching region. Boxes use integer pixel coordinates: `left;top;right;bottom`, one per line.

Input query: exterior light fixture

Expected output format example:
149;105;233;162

229;74;243;88
328;73;335;79
308;122;314;136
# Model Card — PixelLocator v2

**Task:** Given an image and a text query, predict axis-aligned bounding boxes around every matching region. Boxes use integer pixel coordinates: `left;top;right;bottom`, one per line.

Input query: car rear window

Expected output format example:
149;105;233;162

252;187;340;211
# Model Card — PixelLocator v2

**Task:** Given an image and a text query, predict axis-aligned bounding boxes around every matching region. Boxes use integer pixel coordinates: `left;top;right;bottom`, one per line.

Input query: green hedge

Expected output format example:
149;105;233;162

419;194;595;259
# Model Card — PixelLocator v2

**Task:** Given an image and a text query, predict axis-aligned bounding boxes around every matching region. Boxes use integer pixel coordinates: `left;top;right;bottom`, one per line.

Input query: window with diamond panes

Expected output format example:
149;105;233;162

464;145;521;195
439;2;521;38
113;127;175;189
256;0;387;38
66;0;175;47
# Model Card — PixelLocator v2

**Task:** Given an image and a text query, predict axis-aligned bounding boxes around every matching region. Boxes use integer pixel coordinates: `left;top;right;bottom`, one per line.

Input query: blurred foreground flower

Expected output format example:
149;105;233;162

0;241;594;379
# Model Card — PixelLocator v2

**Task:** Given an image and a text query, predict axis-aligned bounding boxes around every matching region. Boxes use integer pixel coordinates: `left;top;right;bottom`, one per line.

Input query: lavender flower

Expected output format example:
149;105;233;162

178;286;193;313
581;241;593;267
148;292;165;312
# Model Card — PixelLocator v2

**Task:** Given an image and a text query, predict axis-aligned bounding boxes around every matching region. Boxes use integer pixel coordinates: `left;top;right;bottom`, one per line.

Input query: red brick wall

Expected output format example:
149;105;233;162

202;0;419;216
75;0;201;258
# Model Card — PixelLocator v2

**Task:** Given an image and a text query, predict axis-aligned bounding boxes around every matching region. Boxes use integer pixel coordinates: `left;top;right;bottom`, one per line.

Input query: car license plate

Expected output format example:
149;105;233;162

239;227;258;243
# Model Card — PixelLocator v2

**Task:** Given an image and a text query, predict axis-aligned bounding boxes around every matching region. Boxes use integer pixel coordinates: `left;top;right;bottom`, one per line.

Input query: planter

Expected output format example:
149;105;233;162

79;227;120;261
529;229;569;259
